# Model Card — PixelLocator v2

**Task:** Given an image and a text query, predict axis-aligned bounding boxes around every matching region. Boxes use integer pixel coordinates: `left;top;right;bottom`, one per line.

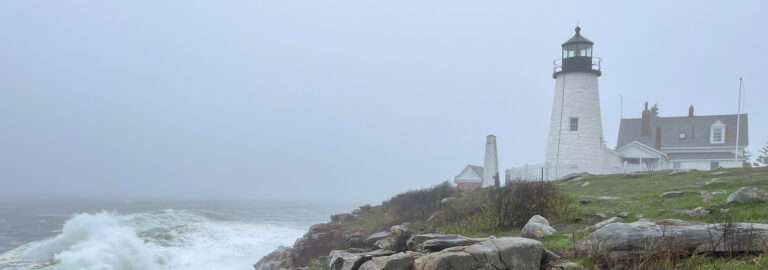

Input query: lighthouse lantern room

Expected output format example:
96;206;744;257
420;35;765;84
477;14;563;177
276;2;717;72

554;26;601;78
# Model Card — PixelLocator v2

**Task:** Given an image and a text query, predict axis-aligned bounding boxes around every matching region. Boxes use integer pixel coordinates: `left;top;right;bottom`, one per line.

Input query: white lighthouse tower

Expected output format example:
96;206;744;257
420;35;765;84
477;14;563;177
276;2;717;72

545;26;605;177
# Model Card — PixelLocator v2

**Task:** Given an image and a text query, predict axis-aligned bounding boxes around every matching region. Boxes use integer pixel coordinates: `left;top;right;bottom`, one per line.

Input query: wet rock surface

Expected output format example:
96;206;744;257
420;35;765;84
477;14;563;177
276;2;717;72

413;237;544;270
521;215;557;240
576;219;768;259
726;186;768;204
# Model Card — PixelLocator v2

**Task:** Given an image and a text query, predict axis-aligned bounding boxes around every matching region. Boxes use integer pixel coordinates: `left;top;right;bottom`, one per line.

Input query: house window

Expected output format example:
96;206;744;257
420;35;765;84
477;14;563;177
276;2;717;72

712;127;724;143
569;117;578;131
710;161;720;170
679;133;686;140
673;162;681;169
710;120;726;144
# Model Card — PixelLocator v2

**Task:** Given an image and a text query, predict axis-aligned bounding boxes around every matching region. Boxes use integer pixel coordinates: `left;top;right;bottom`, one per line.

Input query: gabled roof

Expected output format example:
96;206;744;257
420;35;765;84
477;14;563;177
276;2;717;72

616;114;748;149
454;165;484;183
468;165;484;177
617;140;668;159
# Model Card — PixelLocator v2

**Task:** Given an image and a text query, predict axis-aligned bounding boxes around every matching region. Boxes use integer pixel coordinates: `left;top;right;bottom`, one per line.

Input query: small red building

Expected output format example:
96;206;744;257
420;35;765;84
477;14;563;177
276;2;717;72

454;165;483;191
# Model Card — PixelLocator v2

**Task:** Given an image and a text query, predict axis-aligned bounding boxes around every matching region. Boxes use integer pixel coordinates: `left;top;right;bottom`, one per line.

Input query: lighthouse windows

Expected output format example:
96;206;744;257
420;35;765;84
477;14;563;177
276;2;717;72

562;45;592;59
569;117;579;131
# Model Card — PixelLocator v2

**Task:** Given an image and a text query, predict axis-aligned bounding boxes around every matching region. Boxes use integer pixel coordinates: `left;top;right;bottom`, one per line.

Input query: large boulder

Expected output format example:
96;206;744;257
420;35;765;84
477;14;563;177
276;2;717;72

521;215;557;240
276;222;349;268
413;237;543;270
358;252;422;270
253;246;288;270
364;231;394;245
406;234;468;252
576;219;768;259
726;186;768;204
421;238;484;252
328;250;396;270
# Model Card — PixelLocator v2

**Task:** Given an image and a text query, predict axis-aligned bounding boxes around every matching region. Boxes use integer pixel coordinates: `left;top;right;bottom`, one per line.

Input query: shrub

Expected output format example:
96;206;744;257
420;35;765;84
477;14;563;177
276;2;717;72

437;181;578;233
384;181;458;224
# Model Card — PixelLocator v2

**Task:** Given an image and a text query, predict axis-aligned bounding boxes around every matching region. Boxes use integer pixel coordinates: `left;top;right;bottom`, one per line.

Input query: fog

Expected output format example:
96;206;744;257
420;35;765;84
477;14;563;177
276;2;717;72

1;1;766;203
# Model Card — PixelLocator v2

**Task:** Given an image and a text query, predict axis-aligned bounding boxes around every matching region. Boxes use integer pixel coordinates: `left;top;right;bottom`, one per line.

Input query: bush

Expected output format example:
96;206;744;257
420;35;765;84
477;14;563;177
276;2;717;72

384;181;458;224
437;181;578;233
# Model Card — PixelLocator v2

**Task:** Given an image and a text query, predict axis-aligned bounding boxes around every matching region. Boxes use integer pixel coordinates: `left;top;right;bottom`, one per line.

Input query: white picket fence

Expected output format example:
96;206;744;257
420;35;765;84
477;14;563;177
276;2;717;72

506;162;662;181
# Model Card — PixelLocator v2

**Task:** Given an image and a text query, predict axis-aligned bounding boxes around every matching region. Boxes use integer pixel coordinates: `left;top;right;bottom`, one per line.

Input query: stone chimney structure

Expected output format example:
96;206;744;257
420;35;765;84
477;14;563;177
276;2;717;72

482;135;499;188
655;126;662;149
641;102;651;137
689;105;694;117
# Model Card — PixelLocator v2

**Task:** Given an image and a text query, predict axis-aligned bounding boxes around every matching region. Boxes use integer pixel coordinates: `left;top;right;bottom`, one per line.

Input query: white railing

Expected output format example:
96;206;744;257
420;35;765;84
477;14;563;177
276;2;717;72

506;162;666;181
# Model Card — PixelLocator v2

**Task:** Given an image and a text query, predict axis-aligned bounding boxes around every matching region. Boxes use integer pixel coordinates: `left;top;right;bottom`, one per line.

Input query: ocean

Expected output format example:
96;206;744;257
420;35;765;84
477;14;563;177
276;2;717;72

0;198;355;270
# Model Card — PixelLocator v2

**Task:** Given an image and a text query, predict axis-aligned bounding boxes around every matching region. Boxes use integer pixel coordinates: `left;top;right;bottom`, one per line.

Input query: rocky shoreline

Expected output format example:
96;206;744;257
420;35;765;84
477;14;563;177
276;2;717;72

254;214;567;270
254;183;768;270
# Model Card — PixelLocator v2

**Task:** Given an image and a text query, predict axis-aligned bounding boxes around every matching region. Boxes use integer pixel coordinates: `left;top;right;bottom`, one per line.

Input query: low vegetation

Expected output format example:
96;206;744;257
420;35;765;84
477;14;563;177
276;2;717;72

558;166;768;269
566;167;768;225
330;167;768;269
435;180;577;234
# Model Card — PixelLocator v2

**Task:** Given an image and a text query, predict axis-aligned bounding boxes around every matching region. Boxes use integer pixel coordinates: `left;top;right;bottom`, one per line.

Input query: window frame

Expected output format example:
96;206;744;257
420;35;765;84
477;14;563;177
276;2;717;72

569;117;579;132
710;126;725;144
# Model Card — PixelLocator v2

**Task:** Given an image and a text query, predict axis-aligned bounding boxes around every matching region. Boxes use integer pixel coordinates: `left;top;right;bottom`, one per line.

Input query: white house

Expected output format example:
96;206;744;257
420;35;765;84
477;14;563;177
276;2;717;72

616;104;749;170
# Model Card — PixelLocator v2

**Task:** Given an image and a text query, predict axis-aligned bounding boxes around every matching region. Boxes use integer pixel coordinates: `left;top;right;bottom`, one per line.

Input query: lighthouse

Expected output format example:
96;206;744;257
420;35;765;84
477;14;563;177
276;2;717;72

545;26;605;177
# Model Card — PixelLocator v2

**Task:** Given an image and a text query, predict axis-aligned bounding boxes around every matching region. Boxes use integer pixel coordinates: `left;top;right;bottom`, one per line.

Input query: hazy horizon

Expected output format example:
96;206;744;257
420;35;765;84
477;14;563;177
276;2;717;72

1;1;766;204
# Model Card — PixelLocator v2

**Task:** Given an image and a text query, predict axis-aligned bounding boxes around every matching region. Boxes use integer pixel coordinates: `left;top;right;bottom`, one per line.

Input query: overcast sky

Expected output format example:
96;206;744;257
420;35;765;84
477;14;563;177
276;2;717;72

1;1;766;203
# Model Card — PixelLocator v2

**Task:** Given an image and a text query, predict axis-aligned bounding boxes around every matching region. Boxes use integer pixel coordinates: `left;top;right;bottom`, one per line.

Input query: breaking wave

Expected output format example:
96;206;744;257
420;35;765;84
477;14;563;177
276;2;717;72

2;209;308;270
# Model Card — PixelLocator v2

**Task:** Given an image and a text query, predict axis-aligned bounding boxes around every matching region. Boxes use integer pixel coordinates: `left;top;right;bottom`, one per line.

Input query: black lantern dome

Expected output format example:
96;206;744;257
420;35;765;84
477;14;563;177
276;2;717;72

553;26;601;78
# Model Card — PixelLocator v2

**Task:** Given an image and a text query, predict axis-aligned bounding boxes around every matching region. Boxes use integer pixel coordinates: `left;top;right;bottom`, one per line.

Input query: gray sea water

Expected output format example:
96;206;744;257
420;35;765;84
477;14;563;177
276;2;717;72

0;198;355;270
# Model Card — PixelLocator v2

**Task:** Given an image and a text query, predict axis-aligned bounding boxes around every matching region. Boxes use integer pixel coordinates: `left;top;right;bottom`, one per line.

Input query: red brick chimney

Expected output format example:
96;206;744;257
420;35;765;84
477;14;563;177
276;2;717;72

641;102;651;137
688;105;694;117
655;126;662;149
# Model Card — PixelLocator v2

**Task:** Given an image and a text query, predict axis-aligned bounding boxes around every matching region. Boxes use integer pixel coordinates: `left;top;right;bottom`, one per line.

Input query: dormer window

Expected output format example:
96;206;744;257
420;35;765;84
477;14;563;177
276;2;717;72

710;120;726;144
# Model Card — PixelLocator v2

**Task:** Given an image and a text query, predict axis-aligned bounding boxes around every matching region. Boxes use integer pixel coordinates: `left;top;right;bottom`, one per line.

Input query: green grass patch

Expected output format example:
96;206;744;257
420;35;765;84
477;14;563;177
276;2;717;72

565;167;768;226
541;230;573;251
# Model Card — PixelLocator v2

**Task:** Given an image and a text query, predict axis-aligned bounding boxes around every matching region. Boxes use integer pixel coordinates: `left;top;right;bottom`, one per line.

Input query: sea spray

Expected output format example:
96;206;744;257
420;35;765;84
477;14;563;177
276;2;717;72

5;208;313;270
22;212;166;270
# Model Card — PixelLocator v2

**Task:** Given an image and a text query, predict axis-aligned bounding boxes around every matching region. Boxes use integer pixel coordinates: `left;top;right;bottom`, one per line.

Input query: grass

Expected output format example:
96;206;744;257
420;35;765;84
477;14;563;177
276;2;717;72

550;166;768;269
564;167;768;224
340;206;394;234
541;230;573;251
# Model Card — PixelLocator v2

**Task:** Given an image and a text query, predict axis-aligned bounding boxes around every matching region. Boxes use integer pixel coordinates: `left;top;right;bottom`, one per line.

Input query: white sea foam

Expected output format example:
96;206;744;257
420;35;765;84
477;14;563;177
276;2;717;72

22;212;166;270
7;209;309;270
